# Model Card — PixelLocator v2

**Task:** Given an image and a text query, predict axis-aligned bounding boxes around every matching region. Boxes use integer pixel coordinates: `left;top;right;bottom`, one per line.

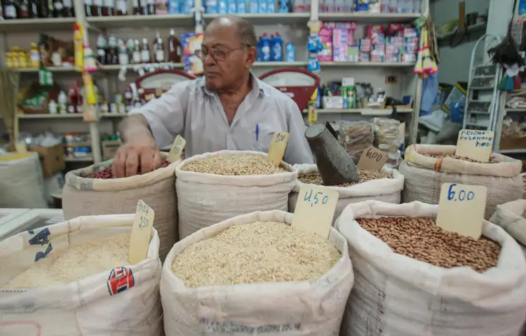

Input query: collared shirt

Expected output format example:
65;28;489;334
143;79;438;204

129;74;314;165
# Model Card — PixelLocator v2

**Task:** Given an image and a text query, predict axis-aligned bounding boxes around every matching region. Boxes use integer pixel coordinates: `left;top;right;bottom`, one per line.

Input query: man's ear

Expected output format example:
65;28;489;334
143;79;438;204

246;46;257;67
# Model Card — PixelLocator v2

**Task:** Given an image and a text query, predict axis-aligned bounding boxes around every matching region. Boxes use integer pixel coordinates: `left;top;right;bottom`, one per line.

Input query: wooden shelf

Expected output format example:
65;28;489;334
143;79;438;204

0;18;76;32
319;12;421;23
86;14;194;29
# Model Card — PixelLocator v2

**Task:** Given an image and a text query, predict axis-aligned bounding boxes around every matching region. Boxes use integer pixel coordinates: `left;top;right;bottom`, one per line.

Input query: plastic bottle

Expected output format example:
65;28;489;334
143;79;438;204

267;0;274;12
285;42;295;62
133;39;141;63
271;32;283;61
227;0;236;13
118;39;129;65
96;35;107;65
324;0;334;12
334;0;343;12
218;0;227;13
258;0;266;13
153;32;165;63
343;0;352;11
413;0;420;13
141;38;151;63
292;0;303;12
237;0;246;12
116;0;126;14
248;0;257;13
30;43;40;68
277;0;287;12
205;0;217;12
58;91;68;114
168;0;179;12
260;33;271;62
256;36;262;61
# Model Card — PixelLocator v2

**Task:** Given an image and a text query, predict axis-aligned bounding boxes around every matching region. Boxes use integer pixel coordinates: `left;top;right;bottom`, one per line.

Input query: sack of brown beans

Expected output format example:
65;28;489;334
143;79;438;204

336;200;526;336
62;155;180;261
175;151;297;239
0;152;47;208
160;210;353;336
399;144;523;219
491;199;526;256
289;164;404;219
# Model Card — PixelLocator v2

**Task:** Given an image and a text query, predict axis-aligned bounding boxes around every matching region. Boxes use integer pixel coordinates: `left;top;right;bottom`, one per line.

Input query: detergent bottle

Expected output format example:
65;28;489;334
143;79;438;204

285;42;295;62
261;33;271;62
271;32;283;62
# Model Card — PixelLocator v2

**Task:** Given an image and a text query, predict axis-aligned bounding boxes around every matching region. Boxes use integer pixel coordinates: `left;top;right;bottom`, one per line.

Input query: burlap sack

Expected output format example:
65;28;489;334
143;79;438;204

399;145;523;219
62;156;179;261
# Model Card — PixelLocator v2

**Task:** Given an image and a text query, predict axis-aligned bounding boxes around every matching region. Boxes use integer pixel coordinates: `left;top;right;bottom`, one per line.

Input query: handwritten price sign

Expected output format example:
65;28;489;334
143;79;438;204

291;185;339;238
436;183;487;239
167;135;186;163
129;200;155;264
455;130;494;162
357;146;387;171
267;131;290;166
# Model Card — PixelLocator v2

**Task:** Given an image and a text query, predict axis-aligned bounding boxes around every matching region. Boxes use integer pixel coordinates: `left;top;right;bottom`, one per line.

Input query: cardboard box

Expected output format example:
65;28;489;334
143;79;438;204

499;137;526;150
28;144;65;177
102;140;122;160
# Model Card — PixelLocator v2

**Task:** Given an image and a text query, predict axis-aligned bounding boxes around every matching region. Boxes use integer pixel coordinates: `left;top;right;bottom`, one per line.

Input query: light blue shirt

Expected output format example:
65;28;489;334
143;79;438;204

130;75;314;165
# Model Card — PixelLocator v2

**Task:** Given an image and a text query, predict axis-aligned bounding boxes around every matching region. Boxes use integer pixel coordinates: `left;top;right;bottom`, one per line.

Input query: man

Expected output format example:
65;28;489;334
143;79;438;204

112;15;313;177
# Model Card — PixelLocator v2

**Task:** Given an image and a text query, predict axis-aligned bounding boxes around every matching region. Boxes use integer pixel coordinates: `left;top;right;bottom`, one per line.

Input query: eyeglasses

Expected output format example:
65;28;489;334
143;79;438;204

196;44;251;61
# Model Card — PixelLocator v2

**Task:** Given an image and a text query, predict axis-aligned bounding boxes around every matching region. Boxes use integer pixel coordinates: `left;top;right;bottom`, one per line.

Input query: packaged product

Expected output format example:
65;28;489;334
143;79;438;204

160;210;353;336
338;120;374;162
62;154;179;261
175;150;297;239
0;214;163;336
400;144;523;219
0;152;47;208
289;164;404;219
336;200;526;336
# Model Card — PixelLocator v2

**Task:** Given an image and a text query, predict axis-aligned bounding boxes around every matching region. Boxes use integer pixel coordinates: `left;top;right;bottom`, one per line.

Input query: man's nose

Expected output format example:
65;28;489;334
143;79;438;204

203;53;216;66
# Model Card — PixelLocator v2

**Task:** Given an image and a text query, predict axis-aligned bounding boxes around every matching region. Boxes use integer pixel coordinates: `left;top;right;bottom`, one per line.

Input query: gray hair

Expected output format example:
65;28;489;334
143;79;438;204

206;16;257;48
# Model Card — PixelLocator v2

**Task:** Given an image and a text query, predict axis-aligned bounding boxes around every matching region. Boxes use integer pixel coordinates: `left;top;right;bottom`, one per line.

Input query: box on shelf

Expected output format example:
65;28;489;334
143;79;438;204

28;144;65;177
102;140;122;160
499;137;526;150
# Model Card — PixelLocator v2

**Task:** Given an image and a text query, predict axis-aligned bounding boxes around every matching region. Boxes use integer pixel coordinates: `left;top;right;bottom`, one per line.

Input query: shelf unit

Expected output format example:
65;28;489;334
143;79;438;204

2;0;429;166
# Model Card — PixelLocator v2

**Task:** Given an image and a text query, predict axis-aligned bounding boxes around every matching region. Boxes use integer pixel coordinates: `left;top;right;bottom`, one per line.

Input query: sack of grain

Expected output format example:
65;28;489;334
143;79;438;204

289;164;404;219
0;152;47;208
521;173;526;199
62;155;179;260
491;199;526;253
161;210;353;336
176;151;297;239
399;144;523;219
0;214;162;336
336;200;526;336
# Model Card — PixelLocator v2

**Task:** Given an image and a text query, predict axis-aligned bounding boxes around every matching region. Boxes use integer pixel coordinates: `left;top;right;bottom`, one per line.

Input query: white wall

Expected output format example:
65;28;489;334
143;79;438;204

431;0;490;85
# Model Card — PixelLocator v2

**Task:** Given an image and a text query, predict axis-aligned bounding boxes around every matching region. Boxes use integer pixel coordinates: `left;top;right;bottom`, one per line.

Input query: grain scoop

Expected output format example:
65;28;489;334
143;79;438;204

305;123;359;186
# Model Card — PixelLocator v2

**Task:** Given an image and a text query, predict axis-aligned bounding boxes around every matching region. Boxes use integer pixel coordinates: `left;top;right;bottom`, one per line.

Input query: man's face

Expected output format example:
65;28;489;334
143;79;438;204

201;24;254;90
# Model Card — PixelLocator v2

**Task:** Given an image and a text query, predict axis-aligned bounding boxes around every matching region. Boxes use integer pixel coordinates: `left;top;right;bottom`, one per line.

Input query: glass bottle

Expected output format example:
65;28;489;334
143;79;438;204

132;39;141;64
53;0;64;17
96;35;107;65
29;0;39;17
132;0;140;14
107;35;118;64
153;32;164;63
19;0;30;18
85;0;93;16
4;0;18;20
167;28;181;63
102;0;115;15
93;0;103;15
39;0;49;18
141;38;150;63
116;0;126;15
139;0;147;14
118;39;129;65
63;0;74;16
46;0;54;17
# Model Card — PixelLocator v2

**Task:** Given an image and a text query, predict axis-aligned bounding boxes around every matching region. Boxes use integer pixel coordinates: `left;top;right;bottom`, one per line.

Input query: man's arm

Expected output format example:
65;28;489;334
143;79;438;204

112;81;190;177
283;100;314;165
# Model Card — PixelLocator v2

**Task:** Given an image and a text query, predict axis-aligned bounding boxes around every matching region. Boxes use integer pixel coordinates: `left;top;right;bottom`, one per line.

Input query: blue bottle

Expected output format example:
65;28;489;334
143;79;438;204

271;32;283;61
249;0;258;12
277;0;287;12
237;0;246;12
168;0;179;13
267;0;275;12
218;0;227;13
261;33;271;62
205;0;218;13
285;42;295;62
256;36;262;61
258;0;267;13
227;0;236;12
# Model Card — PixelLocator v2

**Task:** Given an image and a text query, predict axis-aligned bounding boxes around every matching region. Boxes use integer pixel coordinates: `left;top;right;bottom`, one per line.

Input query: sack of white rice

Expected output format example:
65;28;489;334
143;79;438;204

62;155;179;260
399;144;523;219
491;199;526;256
0;214;163;336
160;210;353;336
289;164;404;219
175;151;297;239
0;152;47;208
336;200;526;336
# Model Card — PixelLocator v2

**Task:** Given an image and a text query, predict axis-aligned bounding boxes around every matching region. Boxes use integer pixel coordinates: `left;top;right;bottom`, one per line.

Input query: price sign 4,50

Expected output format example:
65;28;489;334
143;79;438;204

292;185;339;238
303;188;330;207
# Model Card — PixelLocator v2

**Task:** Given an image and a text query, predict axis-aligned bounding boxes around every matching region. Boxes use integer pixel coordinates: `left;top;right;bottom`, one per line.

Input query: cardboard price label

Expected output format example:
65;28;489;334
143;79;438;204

357;146;387;171
267;131;289;166
129;200;155;264
167;135;186;163
436;183;487;239
15;141;28;154
291;185;339;238
455;130;494;162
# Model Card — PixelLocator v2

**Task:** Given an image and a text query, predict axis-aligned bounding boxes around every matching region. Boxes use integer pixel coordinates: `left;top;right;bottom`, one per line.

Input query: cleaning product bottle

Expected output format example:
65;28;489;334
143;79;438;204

271;32;283;61
256;35;262;61
237;0;246;12
285;42;295;62
227;0;236;12
257;0;266;13
267;0;274;12
261;33;270;62
277;0;287;12
249;0;257;12
218;0;227;13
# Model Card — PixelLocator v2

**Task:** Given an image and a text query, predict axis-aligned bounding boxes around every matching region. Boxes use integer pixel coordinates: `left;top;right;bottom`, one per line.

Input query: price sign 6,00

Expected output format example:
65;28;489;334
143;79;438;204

447;184;475;202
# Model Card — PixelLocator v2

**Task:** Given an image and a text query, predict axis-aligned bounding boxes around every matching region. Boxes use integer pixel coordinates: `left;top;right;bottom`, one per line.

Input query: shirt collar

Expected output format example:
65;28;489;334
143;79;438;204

200;72;266;97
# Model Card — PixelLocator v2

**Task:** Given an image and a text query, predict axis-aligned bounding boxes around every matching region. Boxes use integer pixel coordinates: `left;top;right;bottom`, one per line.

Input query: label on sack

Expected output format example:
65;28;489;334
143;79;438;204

167;135;186;163
436;183;487;239
129;200;155;264
357;146;387;171
15;141;28;154
292;185;339;238
267;131;289;166
455;130;494;162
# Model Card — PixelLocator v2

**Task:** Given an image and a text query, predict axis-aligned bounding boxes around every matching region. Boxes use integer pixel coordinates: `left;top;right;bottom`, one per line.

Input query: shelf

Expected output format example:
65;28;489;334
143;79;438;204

65;157;93;162
86;14;194;29
18;114;83;119
98;63;184;71
320;61;416;68
254;61;307;67
437;22;487;41
319;12;421;23
302;108;413;114
0;18;77;32
15;66;80;73
506;108;526;112
499;149;526;154
101;113;128;117
204;13;310;25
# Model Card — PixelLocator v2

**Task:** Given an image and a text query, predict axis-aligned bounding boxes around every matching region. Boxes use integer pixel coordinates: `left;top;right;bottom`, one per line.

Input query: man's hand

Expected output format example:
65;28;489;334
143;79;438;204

112;142;162;178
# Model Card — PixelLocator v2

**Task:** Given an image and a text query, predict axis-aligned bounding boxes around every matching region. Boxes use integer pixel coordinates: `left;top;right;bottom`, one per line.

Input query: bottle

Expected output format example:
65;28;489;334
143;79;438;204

102;0;115;15
108;35;118;64
168;0;178;13
63;0;74;16
85;0;93;16
96;34;107;65
46;0;54;17
29;0;40;17
38;35;49;66
93;0;103;15
4;0;18;19
116;0;127;14
334;0;343;12
53;0;64;17
267;0;274;13
256;36;262;61
132;39;141;63
58;91;68;114
167;28;181;62
324;0;333;12
146;0;155;14
118;39;129;65
141;38;150;63
39;0;49;17
260;33;270;62
156;0;168;14
343;0;352;11
19;0;29;18
30;43;40;67
237;0;245;12
69;80;83;113
277;0;287;12
413;0;420;13
285;41;295;62
271;32;282;61
218;0;226;13
153;32;164;62
257;0;265;13
126;38;135;61
227;0;236;13
133;0;141;13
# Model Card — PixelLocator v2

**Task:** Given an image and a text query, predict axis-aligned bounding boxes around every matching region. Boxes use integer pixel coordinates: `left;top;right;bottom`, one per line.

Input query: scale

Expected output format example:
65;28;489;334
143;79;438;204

130;69;196;102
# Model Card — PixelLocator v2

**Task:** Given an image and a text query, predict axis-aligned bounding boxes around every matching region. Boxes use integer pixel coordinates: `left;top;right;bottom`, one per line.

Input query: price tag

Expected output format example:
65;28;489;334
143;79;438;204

129;200;155;264
267;131;289;166
455;130;494;162
15;141;27;154
436;183;487;239
291;185;339;238
166;135;186;163
357;146;387;171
